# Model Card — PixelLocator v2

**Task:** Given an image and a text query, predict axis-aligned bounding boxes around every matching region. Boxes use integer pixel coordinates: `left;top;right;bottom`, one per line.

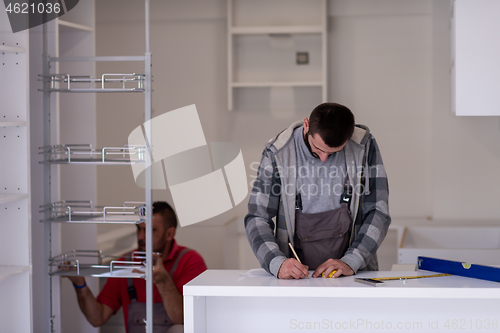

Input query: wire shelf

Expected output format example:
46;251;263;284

38;73;146;92
49;250;153;279
40;201;146;224
39;144;146;164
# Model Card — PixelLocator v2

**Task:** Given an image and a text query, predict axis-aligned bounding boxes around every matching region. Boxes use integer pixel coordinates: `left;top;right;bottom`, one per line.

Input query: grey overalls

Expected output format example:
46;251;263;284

293;176;353;270
126;248;190;333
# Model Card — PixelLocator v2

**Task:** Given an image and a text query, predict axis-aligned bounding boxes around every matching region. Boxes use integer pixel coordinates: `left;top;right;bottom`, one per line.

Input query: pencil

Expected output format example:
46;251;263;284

288;242;301;263
288;242;309;278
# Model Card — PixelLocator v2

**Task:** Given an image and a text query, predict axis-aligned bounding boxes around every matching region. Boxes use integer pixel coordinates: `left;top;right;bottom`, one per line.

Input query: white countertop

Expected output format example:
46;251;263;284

184;269;500;299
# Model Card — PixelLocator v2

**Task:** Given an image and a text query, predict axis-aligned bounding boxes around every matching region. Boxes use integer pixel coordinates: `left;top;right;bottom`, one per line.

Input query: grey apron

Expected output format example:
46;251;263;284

126;248;190;333
293;177;353;270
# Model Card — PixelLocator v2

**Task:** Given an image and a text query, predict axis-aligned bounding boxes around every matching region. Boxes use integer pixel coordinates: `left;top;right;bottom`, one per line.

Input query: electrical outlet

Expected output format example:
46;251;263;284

296;52;309;65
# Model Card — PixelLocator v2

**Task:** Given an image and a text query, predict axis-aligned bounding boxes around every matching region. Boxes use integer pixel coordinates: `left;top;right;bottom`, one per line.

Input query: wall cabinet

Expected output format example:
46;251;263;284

452;0;500;116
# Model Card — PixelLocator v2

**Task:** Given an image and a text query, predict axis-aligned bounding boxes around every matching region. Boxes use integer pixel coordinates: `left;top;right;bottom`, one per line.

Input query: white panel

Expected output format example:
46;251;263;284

0;53;28;120
329;0;432;17
0;127;28;193
0;265;29;283
234;34;322;83
0;198;29;266
0;9;28;49
398;227;500;265
205;296;500;333
233;0;323;27
0;271;31;333
233;86;322;115
454;0;500;116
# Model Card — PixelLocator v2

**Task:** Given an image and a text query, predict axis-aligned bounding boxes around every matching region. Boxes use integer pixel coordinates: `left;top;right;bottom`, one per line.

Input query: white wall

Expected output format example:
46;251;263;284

93;0;500;268
431;0;500;219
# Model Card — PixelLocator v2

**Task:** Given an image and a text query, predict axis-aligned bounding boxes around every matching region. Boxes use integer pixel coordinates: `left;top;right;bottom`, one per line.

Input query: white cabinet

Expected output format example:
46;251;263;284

227;0;327;111
398;226;500;265
0;8;32;333
452;0;500;116
185;270;500;333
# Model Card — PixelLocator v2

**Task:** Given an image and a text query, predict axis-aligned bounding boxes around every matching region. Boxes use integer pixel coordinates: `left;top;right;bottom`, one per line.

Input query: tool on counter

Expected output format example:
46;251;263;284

354;278;385;287
418;256;500;282
354;273;451;287
322;270;338;278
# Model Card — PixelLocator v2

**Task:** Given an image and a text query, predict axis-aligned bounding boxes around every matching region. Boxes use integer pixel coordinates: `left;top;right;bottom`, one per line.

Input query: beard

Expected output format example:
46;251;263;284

137;233;167;253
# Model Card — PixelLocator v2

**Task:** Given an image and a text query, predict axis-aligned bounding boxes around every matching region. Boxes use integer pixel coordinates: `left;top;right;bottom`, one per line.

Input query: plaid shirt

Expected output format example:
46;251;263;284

244;122;391;276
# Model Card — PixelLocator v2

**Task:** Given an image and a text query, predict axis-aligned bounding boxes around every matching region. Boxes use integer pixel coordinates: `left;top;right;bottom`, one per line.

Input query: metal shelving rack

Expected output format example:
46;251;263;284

49;250;153;279
39;144;146;164
41;1;153;332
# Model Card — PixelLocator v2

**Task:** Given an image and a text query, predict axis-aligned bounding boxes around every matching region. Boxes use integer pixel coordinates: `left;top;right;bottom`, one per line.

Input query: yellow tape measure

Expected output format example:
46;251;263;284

369;273;451;281
354;273;451;286
321;270;338;278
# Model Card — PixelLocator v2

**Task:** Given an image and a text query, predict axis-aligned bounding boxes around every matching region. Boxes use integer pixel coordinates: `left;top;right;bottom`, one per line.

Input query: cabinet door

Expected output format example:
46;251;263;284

453;0;500;116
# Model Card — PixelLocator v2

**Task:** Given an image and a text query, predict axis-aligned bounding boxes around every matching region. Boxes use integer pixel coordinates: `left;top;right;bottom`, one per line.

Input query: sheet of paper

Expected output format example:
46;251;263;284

240;268;274;279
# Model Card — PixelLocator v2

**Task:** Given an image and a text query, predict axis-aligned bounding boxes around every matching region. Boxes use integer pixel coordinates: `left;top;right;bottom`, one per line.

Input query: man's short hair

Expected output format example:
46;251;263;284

309;103;355;148
153;201;178;229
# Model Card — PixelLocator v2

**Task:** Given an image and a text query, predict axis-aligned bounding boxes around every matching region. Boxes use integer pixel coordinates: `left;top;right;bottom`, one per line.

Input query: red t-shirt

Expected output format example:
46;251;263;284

96;240;207;331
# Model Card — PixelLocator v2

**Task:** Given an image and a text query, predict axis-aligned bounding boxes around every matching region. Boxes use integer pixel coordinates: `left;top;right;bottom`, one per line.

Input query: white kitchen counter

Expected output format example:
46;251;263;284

184;269;500;333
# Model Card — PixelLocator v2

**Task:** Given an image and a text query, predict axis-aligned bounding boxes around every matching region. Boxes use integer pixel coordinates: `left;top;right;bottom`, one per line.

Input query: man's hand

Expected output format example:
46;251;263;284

60;261;86;287
152;253;171;287
312;259;353;278
64;275;86;287
278;258;309;279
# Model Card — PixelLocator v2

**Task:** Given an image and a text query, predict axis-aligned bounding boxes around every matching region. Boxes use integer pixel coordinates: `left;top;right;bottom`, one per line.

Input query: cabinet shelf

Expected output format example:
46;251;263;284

231;25;323;35
0;265;29;283
0;45;26;53
58;19;94;32
232;81;323;88
49;250;147;279
39;144;145;165
0;194;28;205
40;201;146;224
38;73;145;92
0;121;26;127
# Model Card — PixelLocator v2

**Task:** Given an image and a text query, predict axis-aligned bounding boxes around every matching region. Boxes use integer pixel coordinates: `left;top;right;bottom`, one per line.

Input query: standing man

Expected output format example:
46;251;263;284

65;201;207;333
245;103;390;279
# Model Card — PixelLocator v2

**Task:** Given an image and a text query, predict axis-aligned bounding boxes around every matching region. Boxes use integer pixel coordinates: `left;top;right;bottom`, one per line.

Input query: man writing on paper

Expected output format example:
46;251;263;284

245;103;390;279
64;201;207;333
